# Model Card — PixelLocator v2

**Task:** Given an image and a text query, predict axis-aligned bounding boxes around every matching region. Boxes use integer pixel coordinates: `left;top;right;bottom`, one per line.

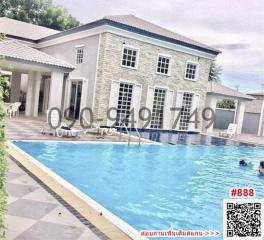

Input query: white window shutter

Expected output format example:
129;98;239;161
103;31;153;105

107;80;120;126
174;91;184;130
131;83;142;128
163;89;174;130
145;86;155;128
189;93;200;131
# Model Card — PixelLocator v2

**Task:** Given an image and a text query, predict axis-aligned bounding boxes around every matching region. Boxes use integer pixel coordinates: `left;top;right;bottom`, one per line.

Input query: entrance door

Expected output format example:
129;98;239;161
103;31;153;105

69;81;82;119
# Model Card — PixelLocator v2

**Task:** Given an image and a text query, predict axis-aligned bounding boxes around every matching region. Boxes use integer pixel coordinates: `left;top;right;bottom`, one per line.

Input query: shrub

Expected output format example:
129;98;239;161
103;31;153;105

0;36;7;240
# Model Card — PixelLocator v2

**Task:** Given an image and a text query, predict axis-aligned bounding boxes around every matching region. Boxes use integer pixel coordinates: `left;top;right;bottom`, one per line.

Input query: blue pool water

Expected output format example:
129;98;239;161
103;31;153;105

130;129;255;146
14;141;264;240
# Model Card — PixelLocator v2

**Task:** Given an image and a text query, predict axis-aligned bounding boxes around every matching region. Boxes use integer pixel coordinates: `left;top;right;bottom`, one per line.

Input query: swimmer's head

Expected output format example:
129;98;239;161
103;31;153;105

239;159;247;166
259;161;264;169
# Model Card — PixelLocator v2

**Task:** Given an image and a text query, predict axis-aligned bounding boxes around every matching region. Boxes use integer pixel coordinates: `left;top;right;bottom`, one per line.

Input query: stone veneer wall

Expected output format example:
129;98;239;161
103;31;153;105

94;32;213;130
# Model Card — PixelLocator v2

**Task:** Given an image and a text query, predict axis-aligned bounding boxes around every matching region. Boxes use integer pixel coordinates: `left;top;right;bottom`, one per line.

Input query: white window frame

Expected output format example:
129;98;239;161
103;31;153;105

115;79;142;127
150;87;167;129
120;45;139;70
66;78;86;108
156;53;172;76
66;78;85;119
184;60;199;81
176;90;200;131
178;91;194;130
75;45;84;64
116;81;134;126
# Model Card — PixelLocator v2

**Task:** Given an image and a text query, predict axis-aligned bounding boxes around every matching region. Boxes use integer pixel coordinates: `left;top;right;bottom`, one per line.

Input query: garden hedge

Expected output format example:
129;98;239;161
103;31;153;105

0;35;7;240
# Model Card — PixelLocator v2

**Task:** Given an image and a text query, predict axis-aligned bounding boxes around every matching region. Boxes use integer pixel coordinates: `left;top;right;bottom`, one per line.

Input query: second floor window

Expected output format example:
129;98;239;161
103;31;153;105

185;62;198;80
76;47;84;64
121;46;138;68
157;55;171;75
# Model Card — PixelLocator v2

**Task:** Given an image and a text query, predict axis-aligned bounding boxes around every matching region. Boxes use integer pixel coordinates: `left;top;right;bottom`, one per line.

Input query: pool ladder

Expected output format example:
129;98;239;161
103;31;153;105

118;121;141;146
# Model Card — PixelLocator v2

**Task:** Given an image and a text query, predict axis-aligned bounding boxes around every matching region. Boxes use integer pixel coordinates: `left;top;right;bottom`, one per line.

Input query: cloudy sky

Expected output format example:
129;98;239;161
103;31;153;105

55;0;264;92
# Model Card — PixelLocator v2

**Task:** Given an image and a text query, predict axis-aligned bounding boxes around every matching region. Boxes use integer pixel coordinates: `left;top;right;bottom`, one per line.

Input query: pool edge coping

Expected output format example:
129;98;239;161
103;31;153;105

10;139;161;145
7;141;148;240
200;133;264;147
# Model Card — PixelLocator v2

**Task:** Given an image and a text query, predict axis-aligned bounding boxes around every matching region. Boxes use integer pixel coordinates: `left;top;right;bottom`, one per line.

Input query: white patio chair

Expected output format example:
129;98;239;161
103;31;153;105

41;110;80;137
3;103;11;115
82;116;106;136
9;102;21;118
82;116;117;136
56;122;81;138
219;123;237;138
41;109;59;135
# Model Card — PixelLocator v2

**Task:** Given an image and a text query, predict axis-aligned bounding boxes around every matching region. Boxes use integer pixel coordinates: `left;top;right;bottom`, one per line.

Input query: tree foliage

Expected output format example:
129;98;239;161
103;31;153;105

0;35;6;240
209;60;222;82
217;99;236;109
0;0;80;31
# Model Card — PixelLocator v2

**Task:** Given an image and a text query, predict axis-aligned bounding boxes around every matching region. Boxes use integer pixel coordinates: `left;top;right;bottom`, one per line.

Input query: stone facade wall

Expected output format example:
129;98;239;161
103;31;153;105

94;32;213;130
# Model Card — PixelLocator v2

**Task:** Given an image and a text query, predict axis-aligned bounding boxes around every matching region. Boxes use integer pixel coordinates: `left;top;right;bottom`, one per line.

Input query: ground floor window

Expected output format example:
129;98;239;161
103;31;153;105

150;88;166;128
116;82;133;126
179;92;193;130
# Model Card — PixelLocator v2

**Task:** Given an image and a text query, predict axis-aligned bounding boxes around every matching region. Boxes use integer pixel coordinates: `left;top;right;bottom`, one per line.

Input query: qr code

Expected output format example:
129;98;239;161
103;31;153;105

223;199;264;240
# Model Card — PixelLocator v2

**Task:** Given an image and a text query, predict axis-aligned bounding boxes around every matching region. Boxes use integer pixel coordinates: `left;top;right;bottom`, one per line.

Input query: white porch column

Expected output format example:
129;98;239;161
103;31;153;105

48;70;64;110
32;72;42;117
42;77;50;113
10;71;22;103
258;101;264;136
203;95;217;133
234;101;245;134
25;71;35;116
80;78;88;110
63;78;71;112
233;100;238;123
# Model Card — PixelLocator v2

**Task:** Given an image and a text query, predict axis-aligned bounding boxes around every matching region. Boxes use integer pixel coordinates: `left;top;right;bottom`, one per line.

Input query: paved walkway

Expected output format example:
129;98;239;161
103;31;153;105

6;116;139;142
6;157;108;240
203;129;264;146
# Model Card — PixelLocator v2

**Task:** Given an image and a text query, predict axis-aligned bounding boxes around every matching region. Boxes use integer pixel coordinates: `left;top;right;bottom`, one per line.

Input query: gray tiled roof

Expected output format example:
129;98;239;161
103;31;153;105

0;40;75;70
0;17;59;40
207;82;255;100
104;15;220;53
248;92;264;96
245;99;264;114
38;14;220;55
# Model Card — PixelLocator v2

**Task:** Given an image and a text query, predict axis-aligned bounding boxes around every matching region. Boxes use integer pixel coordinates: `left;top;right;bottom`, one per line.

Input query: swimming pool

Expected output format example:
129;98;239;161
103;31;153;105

130;129;255;146
13;141;264;240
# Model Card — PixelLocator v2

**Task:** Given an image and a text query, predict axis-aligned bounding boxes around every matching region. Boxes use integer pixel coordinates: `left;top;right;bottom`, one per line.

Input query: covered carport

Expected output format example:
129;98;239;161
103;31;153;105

204;82;255;134
243;98;264;136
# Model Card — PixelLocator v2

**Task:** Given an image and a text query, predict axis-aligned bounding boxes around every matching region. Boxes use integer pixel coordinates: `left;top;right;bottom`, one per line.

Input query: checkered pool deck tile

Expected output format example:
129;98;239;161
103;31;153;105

5;157;109;240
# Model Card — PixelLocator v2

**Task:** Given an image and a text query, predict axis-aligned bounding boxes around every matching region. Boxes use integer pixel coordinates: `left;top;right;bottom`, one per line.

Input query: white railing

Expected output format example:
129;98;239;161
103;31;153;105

118;119;141;146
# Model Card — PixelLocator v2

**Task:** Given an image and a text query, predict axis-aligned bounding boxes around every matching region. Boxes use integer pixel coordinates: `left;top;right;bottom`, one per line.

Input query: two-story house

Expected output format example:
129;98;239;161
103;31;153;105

0;15;221;131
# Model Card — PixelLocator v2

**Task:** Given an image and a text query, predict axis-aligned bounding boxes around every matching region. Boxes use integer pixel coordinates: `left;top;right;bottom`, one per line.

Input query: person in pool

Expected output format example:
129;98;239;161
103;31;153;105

258;161;264;174
239;159;253;168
